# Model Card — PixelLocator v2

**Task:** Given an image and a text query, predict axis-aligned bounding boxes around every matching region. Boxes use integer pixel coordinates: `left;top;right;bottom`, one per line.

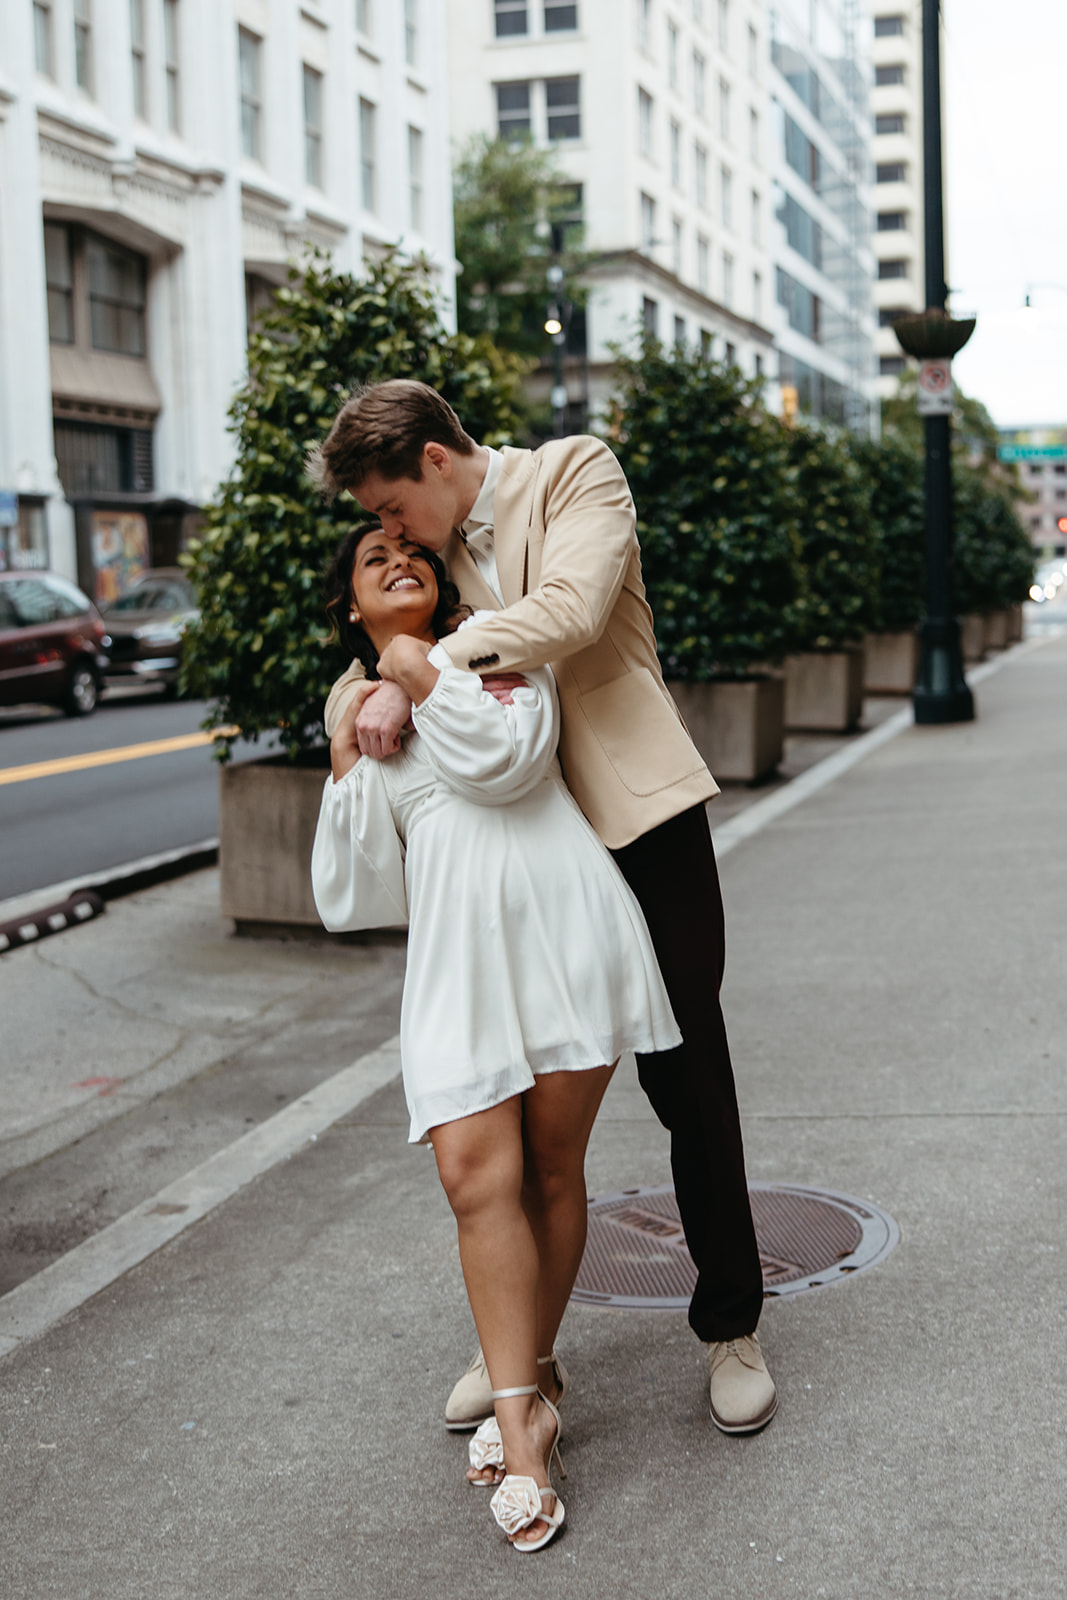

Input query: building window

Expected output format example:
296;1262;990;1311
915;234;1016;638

495;0;527;34
876;112;905;135
777;191;823;269
44;223;74;345
74;0;93;94
874;15;905;36
408;125;424;230
34;1;54;76
878;258;908;279
700;327;712;358
877;210;907;231
877;162;906;183
303;66;323;188
642;296;658;337
546;76;580;139
693;50;705;116
719;76;730;140
544;0;578;27
695;141;708;206
238;29;262;160
750;187;760;243
755;351;763;377
748;21;757;77
130;0;147;116
784;114;820;189
640;191;656;248
722;250;734;307
725;340;736;365
496;81;532;140
670;119;681;185
721;165;732;229
638;87;653;155
718;0;728;50
356;0;371;36
880;355;906;375
777;266;820;341
54;421;154;497
668;21;679;89
750;106;759;161
875;64;905;86
674;314;686;346
672;217;683;274
696;234;709;292
752;269;762;319
404;0;418;67
359;98;377;211
636;0;650;50
164;0;180;131
87;234;147;356
878;307;910;328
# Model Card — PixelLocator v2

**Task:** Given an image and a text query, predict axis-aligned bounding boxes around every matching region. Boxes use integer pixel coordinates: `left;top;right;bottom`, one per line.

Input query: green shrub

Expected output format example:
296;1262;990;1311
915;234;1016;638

787;422;877;649
953;468;1035;614
605;339;808;679
852;436;926;633
181;250;527;758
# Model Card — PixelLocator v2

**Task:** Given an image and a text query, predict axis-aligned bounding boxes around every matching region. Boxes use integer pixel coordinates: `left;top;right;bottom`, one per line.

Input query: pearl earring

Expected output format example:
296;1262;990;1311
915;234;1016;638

349;610;360;622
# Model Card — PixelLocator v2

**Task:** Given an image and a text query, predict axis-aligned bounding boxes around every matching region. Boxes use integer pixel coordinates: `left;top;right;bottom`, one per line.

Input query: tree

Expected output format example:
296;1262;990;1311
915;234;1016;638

181;249;527;759
605;338;809;679
453;134;587;362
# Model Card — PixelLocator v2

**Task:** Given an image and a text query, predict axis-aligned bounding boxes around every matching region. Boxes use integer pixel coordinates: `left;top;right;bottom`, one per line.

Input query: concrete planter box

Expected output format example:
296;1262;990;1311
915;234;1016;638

984;609;1009;651
863;630;919;696
783;648;864;732
960;614;987;662
219;753;330;930
669;676;785;784
1007;603;1024;643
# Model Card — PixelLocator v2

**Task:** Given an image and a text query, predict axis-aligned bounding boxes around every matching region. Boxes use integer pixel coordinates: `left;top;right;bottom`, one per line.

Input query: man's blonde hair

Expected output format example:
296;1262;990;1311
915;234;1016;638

306;379;476;500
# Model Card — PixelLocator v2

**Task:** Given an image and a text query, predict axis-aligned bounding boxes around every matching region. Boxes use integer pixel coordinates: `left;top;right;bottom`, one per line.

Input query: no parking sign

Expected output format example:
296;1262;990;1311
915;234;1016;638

917;358;954;415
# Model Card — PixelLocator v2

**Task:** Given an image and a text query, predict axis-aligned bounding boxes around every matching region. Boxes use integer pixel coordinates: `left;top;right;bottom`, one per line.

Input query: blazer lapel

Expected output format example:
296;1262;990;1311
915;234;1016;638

494;449;538;602
443;530;502;613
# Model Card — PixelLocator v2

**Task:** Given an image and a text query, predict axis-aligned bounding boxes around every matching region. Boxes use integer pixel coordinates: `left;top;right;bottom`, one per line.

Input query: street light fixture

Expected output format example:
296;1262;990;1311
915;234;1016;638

892;0;974;726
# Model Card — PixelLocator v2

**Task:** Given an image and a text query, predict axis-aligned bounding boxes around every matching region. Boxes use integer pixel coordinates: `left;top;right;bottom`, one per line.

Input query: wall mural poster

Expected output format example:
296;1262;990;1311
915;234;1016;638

92;512;149;604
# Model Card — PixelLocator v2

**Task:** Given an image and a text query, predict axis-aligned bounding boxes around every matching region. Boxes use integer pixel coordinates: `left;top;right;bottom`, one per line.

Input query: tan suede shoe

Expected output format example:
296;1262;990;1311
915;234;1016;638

707;1333;778;1433
445;1347;570;1432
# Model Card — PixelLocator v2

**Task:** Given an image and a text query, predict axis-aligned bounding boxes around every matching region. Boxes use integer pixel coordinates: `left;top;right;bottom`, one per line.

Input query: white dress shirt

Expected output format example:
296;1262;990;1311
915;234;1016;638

460;447;504;604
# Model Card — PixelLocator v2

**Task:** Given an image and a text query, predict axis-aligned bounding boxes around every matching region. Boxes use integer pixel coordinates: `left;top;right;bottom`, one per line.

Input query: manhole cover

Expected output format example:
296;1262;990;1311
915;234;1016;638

571;1183;899;1309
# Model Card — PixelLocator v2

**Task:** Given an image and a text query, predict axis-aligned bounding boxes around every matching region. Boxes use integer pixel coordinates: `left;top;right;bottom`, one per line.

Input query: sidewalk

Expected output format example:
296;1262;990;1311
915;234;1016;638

2;633;1065;1599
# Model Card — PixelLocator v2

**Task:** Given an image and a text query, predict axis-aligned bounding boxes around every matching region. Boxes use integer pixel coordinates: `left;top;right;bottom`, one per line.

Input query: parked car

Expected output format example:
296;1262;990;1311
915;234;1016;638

0;571;109;716
99;568;199;695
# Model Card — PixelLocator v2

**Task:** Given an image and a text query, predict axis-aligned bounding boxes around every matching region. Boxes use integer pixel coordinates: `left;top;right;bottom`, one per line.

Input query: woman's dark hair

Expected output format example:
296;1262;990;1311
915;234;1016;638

323;519;467;678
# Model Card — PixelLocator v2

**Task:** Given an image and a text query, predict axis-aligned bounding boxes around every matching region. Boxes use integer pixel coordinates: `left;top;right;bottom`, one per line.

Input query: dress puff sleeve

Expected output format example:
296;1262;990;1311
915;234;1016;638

412;616;561;806
310;757;408;932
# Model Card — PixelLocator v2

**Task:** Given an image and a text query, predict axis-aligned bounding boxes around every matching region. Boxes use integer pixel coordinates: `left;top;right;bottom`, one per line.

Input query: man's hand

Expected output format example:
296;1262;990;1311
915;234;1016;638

480;672;528;707
330;680;378;782
355;677;413;759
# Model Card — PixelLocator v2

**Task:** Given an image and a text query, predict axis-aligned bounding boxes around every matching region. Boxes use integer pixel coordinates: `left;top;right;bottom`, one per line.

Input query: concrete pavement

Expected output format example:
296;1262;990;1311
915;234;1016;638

1;631;1065;1599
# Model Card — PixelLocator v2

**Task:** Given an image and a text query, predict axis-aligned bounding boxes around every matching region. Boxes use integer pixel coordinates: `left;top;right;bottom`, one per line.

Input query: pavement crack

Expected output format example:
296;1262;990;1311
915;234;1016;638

31;944;180;1031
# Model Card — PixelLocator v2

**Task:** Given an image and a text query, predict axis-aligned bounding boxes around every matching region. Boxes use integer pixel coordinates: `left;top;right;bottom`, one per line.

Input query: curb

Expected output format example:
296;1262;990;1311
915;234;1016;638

0;838;219;942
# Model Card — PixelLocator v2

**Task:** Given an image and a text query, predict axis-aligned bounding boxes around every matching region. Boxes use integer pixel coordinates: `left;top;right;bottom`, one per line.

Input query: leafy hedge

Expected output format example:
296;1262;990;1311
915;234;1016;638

853;436;926;633
786;422;878;649
181;251;526;757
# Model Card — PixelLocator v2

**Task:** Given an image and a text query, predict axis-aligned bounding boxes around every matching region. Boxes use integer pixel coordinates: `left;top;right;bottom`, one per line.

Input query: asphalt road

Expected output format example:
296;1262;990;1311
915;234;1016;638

0;688;268;901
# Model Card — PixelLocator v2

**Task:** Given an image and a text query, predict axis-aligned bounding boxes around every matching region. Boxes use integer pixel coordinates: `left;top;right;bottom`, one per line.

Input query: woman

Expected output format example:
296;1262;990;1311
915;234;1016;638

311;522;680;1552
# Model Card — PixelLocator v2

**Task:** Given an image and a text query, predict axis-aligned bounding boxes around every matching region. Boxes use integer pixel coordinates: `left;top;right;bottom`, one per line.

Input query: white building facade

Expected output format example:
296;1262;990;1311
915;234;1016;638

447;0;777;425
767;0;879;433
870;0;924;396
0;0;455;596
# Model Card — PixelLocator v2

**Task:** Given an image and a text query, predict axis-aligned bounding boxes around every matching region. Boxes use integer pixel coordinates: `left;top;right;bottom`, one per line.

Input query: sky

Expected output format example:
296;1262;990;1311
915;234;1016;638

942;0;1067;428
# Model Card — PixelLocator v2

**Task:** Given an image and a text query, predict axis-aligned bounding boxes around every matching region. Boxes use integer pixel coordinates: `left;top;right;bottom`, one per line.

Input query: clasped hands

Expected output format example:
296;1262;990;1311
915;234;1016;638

330;634;527;779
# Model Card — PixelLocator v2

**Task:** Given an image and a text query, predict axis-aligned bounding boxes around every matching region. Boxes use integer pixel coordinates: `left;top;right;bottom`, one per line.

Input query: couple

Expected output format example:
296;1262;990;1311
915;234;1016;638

308;380;775;1553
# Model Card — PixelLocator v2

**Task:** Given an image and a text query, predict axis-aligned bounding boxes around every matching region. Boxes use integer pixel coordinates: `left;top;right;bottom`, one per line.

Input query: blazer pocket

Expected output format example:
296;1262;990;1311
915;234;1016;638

574;668;708;797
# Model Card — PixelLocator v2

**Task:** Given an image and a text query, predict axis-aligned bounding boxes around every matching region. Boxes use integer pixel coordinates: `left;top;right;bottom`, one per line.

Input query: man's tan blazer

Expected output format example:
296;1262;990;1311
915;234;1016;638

323;434;718;850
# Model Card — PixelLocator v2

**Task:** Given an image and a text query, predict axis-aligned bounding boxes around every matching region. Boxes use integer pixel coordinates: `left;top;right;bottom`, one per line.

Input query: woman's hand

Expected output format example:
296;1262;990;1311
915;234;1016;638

376;635;439;708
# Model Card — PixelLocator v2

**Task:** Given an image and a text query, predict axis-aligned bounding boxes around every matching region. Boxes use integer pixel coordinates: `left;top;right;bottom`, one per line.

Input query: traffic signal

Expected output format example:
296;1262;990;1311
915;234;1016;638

1058;515;1067;536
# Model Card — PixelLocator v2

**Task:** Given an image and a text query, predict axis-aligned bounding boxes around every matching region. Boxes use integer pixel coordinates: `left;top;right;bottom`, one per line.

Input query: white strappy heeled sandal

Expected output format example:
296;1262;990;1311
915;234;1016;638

485;1383;566;1554
467;1352;569;1488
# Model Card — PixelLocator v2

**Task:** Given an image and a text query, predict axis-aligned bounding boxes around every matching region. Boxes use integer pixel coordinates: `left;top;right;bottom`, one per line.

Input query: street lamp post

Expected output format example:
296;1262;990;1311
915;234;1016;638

545;224;570;437
892;0;974;725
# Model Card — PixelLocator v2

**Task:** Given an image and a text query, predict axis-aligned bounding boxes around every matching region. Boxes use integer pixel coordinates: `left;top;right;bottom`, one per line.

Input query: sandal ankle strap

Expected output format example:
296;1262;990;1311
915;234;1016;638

490;1383;539;1400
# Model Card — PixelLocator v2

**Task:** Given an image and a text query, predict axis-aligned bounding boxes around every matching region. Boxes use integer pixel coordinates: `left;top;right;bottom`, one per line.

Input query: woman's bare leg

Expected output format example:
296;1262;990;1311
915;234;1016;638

430;1098;559;1544
521;1061;617;1397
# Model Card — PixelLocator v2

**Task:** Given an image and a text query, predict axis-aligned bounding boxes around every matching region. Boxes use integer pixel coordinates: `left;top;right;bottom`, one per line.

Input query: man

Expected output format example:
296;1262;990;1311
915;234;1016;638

310;379;776;1436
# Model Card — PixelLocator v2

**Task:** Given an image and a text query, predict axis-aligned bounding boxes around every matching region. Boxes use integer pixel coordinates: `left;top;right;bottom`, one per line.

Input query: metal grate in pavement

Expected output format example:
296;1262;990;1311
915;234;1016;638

570;1182;899;1309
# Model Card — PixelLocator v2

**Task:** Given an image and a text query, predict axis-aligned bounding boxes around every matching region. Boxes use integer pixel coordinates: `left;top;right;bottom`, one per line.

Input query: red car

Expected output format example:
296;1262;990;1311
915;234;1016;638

0;571;110;716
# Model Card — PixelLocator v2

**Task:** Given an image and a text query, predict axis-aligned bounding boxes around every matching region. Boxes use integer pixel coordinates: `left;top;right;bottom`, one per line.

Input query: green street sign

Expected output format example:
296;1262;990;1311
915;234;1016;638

997;444;1067;461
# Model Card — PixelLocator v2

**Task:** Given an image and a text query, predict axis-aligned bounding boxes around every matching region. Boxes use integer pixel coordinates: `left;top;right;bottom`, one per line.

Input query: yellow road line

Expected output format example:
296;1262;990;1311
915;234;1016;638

0;728;240;787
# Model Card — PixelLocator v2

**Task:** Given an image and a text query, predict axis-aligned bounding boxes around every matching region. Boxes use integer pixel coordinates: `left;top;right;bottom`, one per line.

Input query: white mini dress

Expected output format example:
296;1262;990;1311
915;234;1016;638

311;618;680;1143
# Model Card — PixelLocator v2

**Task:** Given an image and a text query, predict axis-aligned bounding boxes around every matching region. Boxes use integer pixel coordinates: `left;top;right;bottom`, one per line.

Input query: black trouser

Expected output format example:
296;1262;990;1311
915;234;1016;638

611;804;764;1342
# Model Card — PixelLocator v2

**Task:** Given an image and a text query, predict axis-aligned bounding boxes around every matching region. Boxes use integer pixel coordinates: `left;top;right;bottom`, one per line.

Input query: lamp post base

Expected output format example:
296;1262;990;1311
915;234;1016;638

912;617;975;724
